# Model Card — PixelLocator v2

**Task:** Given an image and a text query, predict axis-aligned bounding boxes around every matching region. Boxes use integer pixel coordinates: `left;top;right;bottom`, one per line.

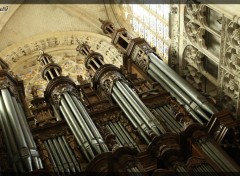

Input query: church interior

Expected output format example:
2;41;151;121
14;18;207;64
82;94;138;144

0;0;240;175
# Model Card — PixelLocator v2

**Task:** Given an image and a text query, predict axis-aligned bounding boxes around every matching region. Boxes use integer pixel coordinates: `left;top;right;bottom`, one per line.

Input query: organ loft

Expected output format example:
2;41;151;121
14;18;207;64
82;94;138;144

0;1;240;175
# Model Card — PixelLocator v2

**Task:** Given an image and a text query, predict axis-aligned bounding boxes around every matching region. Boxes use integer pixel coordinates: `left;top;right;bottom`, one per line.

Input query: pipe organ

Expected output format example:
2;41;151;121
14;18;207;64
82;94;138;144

0;21;239;176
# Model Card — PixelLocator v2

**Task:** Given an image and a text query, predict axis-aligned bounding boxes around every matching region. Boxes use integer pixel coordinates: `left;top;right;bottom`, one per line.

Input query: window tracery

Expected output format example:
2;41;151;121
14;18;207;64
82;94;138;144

121;3;170;62
182;1;240;116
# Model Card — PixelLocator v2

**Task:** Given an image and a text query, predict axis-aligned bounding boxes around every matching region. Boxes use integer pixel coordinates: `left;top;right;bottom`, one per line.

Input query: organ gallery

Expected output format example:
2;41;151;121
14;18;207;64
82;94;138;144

0;1;240;175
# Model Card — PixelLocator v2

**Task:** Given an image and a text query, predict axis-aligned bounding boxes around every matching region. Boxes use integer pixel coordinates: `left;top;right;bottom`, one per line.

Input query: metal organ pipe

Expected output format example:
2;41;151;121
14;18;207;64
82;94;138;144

105;124;121;145
117;121;139;151
63;92;102;154
12;97;42;170
0;95;23;172
1;89;32;171
115;81;160;135
60;101;94;161
148;69;204;125
121;81;166;133
52;138;71;173
148;53;218;115
149;62;210;122
200;143;230;172
112;121;136;149
52;104;62;121
61;136;81;172
109;122;128;146
57;137;77;173
71;95;109;152
158;107;181;133
161;106;182;130
205;141;238;172
112;86;153;138
46;139;65;173
111;93;150;144
155;108;179;133
44;141;59;174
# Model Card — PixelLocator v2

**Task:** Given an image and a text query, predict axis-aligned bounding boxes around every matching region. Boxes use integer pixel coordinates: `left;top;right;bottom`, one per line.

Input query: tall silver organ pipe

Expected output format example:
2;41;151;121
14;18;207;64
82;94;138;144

0;65;43;173
148;53;218;115
0;88;43;172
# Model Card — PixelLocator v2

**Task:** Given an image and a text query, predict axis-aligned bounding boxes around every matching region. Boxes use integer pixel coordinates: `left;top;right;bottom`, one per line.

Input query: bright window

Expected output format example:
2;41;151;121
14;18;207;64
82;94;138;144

122;3;170;61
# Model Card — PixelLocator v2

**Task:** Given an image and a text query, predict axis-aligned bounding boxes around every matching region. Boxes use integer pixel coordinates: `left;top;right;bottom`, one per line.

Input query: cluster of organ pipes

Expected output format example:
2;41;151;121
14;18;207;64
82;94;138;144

77;43;167;144
147;53;218;124
99;19;219;126
106;121;140;151
197;139;240;173
0;88;42;172
59;92;109;161
25;45;240;175
112;80;164;143
44;136;81;174
37;51;109;163
152;105;183;134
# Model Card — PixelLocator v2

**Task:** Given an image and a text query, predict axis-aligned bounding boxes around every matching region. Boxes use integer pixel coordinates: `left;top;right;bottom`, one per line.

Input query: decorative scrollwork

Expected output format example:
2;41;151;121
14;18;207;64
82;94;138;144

222;72;239;100
225;47;240;75
185;22;200;43
183;45;204;71
130;40;153;72
45;76;80;107
227;21;240;48
185;22;206;49
99;71;123;97
51;83;80;107
185;0;199;21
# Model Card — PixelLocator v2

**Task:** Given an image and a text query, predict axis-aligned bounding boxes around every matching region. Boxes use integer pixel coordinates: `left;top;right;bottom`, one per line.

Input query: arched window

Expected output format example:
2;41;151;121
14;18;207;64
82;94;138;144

119;2;170;62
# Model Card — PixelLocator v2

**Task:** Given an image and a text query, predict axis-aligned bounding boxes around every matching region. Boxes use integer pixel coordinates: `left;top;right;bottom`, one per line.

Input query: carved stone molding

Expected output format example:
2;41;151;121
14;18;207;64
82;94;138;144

222;71;239;101
183;45;204;71
184;21;206;49
169;3;180;68
227;21;240;49
224;47;240;76
0;31;122;105
185;0;199;21
184;65;203;88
